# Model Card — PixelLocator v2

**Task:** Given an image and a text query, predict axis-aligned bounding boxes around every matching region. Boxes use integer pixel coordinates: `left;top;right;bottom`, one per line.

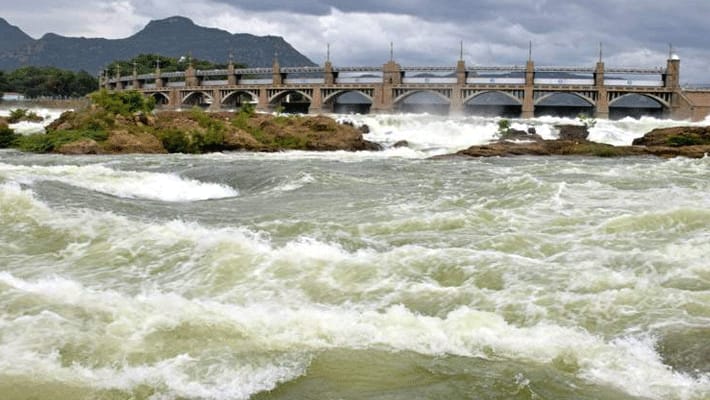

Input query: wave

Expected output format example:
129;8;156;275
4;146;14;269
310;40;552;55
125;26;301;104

0;107;66;135
0;270;707;400
0;162;238;201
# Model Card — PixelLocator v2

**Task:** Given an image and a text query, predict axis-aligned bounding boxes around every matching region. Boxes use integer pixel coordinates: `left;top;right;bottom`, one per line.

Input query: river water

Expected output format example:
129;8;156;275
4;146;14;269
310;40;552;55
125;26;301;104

0;111;708;400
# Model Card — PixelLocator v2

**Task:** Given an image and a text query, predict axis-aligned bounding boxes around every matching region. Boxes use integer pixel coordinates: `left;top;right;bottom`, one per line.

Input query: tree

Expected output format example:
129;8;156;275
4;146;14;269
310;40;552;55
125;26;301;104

0;70;8;99
89;89;155;116
105;53;244;76
3;67;98;98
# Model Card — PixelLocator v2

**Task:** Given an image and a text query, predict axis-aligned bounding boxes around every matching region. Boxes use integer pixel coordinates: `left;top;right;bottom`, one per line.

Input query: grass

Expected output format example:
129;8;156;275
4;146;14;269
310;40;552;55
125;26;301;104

15;129;108;153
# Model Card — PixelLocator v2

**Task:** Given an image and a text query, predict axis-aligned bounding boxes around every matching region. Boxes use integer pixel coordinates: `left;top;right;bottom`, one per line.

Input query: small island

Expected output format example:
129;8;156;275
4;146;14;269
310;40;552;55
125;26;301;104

0;90;379;154
448;119;710;159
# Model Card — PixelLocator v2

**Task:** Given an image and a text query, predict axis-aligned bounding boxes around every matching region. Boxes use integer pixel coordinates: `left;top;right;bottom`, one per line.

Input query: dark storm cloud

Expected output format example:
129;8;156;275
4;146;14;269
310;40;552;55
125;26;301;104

2;0;710;81
211;0;710;50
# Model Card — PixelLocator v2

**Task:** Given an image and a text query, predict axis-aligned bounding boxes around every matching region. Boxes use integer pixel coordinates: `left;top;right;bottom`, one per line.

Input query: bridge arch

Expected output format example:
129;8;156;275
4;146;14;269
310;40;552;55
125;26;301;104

464;91;522;105
393;90;450;115
269;90;312;114
609;93;667;119
149;92;170;107
393;90;451;106
535;92;595;118
464;91;522;118
535;92;596;107
222;90;258;108
323;90;374;105
323;90;374;114
181;91;214;107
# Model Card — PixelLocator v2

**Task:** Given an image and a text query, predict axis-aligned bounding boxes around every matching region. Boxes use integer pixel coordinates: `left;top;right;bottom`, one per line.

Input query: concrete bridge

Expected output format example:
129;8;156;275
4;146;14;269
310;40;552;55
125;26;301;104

103;55;710;120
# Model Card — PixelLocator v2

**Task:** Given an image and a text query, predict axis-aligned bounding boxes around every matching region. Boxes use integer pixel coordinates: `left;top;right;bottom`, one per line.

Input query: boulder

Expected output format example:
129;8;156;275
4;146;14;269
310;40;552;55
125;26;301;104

393;140;409;148
499;128;543;142
56;139;101;155
633;126;710;147
556;124;589;141
103;130;166;154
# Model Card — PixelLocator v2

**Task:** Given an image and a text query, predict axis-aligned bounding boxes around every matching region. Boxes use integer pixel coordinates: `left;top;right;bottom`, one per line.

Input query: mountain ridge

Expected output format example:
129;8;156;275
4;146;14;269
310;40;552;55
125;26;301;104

0;16;316;73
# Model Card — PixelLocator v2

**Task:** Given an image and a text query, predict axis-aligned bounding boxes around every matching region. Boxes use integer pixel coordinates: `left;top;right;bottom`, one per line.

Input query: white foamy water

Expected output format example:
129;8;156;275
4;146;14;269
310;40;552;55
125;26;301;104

0;107;66;135
0;113;709;400
334;113;708;156
0;162;238;201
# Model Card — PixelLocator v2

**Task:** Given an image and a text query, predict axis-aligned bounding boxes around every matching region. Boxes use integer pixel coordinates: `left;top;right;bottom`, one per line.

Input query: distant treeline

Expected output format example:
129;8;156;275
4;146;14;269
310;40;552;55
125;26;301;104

104;53;247;76
0;53;247;100
0;67;98;99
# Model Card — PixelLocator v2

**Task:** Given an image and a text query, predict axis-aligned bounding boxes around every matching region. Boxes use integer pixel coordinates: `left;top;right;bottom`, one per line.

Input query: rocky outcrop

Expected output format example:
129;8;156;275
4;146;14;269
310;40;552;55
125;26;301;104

499;128;543;142
632;126;710;147
46;108;380;154
56;139;101;155
556;124;589;141
101;130;166;154
393;140;410;148
451;125;710;159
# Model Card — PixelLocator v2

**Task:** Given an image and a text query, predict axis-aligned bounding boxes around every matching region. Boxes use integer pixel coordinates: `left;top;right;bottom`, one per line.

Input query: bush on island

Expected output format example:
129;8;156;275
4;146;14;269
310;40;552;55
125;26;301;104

0;124;19;148
90;89;156;116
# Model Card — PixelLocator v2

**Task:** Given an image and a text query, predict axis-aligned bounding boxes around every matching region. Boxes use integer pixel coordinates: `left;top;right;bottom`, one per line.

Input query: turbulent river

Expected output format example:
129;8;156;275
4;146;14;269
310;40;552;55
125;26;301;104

0;110;709;400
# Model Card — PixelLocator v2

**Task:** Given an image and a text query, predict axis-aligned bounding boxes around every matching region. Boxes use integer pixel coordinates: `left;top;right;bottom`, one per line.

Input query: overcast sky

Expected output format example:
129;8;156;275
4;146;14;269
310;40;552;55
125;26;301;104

2;0;709;82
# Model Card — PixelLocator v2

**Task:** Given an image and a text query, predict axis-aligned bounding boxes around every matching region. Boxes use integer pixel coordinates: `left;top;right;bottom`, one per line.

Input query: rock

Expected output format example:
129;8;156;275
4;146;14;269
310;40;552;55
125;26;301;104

527;127;537;135
393;140;409;148
499;129;543;142
452;135;710;159
103;130;166;154
46;111;76;132
56;139;101;155
556;124;589;141
633;126;710;147
222;129;263;150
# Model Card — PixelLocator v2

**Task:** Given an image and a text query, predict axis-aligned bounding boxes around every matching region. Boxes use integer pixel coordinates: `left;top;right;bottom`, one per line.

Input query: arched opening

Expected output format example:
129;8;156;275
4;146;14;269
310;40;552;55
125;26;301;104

329;91;373;114
150;92;170;107
465;91;522;118
609;94;665;119
182;92;213;108
535;92;594;118
394;91;450;115
222;91;257;110
270;91;311;114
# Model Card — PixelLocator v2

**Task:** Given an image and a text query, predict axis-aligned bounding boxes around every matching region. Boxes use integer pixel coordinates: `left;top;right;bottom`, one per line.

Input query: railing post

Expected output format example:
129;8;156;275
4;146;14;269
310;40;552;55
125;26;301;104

324;61;336;85
228;60;237;85
272;59;283;85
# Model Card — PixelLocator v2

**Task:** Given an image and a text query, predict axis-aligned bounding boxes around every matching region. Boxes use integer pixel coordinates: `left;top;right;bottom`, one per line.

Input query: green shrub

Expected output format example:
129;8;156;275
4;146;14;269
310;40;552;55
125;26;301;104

497;119;511;137
90;89;155;116
7;109;44;124
15;129;108;153
0;125;19;148
16;134;54;152
238;101;255;116
159;129;192;153
577;113;597;129
273;135;307;149
666;134;705;147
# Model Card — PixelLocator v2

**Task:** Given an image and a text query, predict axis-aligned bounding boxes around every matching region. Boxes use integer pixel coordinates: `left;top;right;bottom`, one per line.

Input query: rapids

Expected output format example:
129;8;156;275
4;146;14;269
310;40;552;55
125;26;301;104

0;110;708;400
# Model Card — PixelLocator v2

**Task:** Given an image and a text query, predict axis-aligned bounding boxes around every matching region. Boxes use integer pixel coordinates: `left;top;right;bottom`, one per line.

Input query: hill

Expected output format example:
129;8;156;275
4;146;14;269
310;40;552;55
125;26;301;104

0;16;315;73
